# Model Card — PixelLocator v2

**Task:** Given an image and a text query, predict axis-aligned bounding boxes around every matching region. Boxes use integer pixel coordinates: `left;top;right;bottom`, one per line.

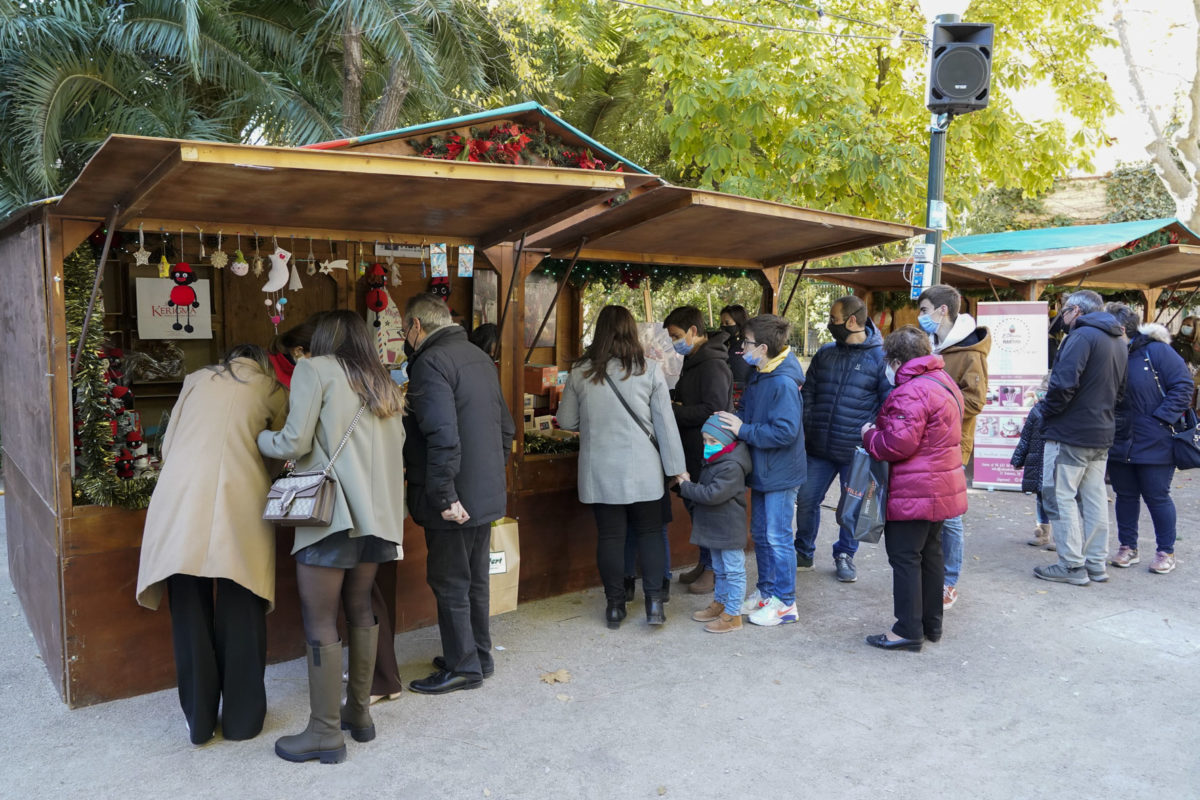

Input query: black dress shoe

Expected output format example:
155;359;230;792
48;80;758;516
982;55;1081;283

606;601;627;629
865;633;922;652
623;577;636;603
645;597;665;626
925;630;942;643
433;655;494;678
407;669;483;695
661;577;670;603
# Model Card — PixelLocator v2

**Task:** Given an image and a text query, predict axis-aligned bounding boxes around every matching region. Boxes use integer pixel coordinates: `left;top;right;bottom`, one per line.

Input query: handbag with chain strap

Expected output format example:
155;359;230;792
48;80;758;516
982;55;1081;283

263;405;366;525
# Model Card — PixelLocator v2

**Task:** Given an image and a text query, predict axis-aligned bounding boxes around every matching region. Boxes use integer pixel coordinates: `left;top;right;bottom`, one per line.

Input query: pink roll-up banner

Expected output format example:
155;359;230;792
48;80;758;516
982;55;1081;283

972;301;1049;490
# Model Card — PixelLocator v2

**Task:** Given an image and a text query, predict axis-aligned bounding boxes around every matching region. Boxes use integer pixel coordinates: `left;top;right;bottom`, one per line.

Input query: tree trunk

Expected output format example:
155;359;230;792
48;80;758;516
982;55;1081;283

369;61;410;134
1116;2;1200;231
342;11;364;137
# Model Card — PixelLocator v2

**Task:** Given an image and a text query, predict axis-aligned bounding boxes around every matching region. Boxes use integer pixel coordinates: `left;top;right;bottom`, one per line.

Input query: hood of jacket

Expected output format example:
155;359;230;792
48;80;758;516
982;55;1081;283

1073;311;1125;338
1135;323;1172;346
839;318;884;350
709;439;752;473
681;330;731;370
759;348;806;386
934;313;990;355
895;353;947;384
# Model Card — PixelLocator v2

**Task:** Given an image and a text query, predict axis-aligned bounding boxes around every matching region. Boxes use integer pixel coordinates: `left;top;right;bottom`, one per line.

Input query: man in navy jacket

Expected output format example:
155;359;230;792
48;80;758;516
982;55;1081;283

1034;290;1127;586
795;295;888;583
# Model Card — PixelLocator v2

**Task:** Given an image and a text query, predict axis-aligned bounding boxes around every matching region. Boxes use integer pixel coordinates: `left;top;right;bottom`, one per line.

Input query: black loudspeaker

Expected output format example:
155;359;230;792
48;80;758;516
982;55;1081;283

926;21;994;116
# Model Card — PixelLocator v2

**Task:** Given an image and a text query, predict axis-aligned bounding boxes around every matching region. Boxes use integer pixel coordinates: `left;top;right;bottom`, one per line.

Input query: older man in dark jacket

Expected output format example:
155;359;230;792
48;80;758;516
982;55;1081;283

1034;290;1127;586
403;294;515;694
795;295;888;583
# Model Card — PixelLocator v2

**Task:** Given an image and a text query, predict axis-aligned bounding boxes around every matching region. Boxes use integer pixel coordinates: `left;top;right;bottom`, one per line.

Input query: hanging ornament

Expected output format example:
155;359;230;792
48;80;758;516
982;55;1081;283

252;235;264;277
306;237;317;276
458;244;475;278
365;263;389;327
167;262;200;333
158;253;171;279
133;223;151;266
195;226;206;259
430;275;451;301
231;233;249;276
210;230;228;270
390;259;402;287
288;261;304;292
263;241;291;293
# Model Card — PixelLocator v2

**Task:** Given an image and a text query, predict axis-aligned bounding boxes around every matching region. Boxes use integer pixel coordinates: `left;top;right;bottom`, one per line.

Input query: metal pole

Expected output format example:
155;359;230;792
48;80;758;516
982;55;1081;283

781;261;809;315
525;239;585;364
1166;285;1200;327
926;113;950;286
72;205;121;378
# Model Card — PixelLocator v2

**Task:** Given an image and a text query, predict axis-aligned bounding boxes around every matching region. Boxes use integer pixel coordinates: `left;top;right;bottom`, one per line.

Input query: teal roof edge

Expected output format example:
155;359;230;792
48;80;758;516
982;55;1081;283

347;101;654;175
944;217;1198;255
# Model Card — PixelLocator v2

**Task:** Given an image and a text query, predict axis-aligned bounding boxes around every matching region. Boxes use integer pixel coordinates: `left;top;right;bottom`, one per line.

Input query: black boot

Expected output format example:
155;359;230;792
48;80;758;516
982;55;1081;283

661;576;670;603
645;596;665;626
606;600;627;630
623;576;636;603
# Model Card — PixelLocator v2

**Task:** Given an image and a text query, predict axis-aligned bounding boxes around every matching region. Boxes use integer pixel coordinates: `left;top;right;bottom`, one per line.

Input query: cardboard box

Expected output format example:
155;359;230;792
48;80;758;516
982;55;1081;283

525;365;557;392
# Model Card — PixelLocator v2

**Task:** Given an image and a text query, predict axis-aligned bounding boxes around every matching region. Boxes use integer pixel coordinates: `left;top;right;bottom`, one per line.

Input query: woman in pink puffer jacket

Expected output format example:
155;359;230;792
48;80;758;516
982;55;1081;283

861;326;967;652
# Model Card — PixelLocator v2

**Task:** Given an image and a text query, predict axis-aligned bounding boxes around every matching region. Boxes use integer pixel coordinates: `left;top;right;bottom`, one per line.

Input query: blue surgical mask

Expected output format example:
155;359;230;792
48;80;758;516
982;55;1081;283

742;350;763;366
1182;325;1195;338
917;313;940;334
672;338;692;355
885;362;898;385
703;442;724;460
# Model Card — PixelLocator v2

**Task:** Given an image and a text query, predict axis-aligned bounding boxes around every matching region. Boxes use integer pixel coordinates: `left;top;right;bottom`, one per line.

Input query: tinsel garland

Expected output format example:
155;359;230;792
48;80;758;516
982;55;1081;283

65;244;157;509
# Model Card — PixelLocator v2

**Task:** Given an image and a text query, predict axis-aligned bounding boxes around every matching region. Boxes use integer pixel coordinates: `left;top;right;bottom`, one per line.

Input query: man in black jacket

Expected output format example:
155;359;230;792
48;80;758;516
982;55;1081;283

1034;290;1127;587
403;294;515;693
665;306;733;593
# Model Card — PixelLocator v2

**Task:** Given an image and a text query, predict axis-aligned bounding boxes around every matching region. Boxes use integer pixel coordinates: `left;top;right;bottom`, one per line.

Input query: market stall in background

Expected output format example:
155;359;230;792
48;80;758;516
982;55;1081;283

0;104;923;707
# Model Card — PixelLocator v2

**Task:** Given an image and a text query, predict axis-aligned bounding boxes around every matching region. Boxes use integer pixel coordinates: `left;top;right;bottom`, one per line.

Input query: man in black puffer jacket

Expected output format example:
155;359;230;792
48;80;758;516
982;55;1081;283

666;306;733;592
403;294;515;694
795;295;889;583
1034;290;1127;587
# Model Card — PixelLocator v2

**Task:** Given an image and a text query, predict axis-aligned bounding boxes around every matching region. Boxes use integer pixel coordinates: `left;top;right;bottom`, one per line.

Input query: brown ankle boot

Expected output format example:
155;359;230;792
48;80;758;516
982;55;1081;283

691;601;724;622
704;613;743;634
275;642;347;764
687;569;715;594
1027;523;1052;548
340;624;379;743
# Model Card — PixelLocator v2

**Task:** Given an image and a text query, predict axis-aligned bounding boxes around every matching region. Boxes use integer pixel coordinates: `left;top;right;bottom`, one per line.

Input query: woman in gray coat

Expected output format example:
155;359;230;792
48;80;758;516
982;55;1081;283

557;305;687;628
258;310;406;765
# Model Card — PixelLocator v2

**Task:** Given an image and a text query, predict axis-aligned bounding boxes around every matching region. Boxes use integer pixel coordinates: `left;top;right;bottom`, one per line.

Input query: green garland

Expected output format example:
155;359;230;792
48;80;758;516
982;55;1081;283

66;243;157;509
537;258;756;291
523;433;580;454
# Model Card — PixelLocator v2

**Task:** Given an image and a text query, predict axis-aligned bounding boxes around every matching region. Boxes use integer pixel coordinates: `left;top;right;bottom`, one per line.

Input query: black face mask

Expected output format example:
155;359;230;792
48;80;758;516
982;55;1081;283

720;325;739;338
828;322;851;343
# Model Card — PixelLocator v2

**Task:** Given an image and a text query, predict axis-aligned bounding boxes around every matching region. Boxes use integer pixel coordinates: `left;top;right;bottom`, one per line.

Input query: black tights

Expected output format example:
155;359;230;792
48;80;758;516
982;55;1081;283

295;561;379;646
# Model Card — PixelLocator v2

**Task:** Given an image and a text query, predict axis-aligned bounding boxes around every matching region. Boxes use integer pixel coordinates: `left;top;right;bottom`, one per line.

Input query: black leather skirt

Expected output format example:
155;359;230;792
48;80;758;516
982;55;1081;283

294;529;398;569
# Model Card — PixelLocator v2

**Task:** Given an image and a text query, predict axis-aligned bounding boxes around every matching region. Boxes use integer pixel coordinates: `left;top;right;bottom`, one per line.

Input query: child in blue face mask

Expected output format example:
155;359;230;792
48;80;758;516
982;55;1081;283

676;414;752;633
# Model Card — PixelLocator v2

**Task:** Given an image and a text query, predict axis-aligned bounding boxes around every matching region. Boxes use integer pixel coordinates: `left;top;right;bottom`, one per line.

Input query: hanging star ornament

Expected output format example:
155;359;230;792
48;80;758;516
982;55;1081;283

319;258;349;275
133;245;152;266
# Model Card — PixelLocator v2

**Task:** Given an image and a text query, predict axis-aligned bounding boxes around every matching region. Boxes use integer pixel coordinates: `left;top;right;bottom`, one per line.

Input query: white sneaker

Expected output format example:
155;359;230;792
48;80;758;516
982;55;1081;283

748;597;798;627
739;589;766;616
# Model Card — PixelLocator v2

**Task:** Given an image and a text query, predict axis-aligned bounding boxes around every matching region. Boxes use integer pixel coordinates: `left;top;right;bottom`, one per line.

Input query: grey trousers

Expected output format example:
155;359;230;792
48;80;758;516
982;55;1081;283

1041;441;1110;570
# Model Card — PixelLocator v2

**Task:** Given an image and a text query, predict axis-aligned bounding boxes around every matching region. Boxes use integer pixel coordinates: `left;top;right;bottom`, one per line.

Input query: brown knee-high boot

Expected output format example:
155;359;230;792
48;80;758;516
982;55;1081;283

340;624;379;742
275;641;347;764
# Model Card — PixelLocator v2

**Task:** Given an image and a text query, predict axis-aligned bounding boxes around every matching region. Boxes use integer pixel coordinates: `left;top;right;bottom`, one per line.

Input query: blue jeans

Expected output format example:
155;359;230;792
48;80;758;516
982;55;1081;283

710;547;746;617
750;487;799;605
1035;492;1048;525
941;515;963;587
624;525;671;581
794;455;857;560
1107;461;1177;554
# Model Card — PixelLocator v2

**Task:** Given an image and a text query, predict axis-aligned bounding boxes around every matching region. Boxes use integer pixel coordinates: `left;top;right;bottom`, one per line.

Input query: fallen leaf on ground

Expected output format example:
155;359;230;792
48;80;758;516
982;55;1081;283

555;693;570;702
657;787;667;796
540;668;571;684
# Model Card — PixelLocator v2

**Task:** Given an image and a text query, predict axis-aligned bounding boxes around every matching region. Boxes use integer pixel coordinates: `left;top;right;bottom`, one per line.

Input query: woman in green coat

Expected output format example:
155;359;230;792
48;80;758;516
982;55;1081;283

257;310;406;765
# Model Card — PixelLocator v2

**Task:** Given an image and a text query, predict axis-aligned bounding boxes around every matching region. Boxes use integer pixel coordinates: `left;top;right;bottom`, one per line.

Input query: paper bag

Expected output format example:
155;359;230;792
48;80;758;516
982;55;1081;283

488;517;520;616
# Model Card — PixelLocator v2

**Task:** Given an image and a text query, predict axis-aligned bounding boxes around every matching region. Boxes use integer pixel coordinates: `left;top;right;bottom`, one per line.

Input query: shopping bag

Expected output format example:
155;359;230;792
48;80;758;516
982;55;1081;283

1172;408;1200;470
836;447;889;544
488;517;521;616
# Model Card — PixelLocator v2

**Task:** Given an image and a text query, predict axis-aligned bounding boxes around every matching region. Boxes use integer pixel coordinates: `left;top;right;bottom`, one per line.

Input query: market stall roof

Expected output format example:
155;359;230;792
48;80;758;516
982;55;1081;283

51;135;652;245
302;101;654;175
1051;244;1200;290
803;259;1025;291
526;186;926;269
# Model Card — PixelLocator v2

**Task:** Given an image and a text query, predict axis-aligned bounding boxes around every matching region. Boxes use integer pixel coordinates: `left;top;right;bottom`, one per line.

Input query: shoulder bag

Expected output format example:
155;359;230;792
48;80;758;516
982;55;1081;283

263;405;367;525
1143;354;1200;470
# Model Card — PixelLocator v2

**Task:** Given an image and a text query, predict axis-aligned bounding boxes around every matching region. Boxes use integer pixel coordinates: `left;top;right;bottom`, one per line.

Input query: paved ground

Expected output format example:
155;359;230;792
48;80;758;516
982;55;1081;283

2;475;1199;799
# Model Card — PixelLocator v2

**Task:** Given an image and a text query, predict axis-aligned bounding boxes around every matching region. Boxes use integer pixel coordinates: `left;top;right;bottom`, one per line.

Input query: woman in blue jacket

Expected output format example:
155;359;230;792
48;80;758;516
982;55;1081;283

1108;318;1194;575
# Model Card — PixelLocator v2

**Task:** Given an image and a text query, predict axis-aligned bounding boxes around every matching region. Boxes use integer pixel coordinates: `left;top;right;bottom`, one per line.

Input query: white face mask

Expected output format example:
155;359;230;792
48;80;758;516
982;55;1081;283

885;361;899;385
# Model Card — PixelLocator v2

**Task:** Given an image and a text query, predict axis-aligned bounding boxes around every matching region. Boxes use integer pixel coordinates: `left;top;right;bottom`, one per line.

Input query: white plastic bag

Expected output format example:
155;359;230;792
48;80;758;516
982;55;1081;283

638;322;683;390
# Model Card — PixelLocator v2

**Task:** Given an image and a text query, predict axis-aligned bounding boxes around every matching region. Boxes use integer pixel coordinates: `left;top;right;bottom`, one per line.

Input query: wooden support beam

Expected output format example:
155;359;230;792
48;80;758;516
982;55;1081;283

478;190;618;250
1142;288;1163;322
114;151;186;227
125;217;474;248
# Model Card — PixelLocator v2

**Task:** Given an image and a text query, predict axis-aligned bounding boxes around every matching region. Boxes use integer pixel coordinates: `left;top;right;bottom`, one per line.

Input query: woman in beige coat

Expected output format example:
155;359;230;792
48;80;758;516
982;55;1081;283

257;310;406;765
136;345;287;745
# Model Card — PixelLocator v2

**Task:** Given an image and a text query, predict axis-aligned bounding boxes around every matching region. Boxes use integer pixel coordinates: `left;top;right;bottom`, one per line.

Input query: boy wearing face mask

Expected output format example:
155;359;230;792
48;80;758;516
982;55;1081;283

795;295;890;583
665;306;734;593
916;285;991;611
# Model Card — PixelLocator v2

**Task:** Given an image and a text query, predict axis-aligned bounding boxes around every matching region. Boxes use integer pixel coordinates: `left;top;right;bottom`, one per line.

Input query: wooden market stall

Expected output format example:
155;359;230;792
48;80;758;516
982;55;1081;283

0;109;923;707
